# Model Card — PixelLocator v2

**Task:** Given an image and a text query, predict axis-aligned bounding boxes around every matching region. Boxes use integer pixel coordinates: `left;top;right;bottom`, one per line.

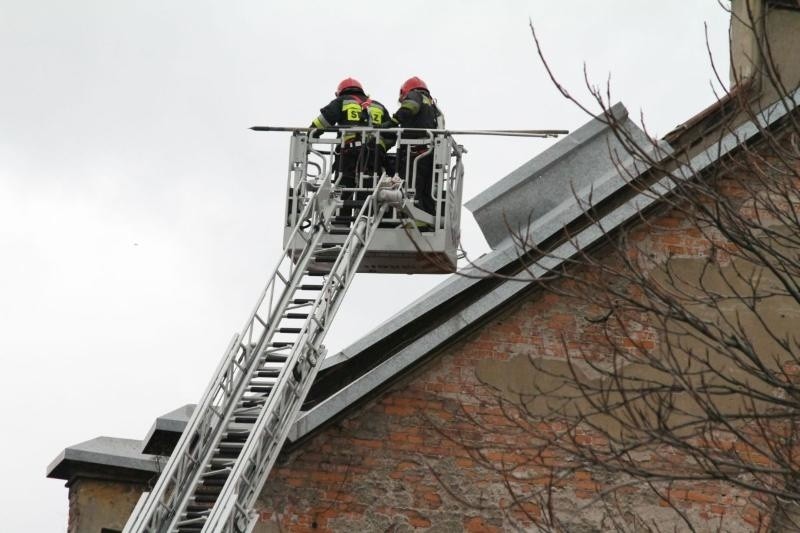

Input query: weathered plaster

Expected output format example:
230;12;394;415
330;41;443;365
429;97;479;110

68;479;146;533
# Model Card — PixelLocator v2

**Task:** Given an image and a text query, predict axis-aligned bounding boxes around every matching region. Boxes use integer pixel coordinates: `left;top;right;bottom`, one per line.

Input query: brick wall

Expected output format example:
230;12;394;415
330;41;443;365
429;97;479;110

254;295;761;531
253;154;800;531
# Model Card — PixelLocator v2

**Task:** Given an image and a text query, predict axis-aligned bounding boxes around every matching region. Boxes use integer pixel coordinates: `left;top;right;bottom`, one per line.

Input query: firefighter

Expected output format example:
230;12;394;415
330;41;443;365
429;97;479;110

392;76;444;216
310;78;393;188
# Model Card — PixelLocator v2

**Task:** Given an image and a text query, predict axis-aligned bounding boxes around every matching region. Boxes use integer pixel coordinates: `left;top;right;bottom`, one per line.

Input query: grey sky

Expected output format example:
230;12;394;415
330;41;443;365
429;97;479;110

0;1;730;530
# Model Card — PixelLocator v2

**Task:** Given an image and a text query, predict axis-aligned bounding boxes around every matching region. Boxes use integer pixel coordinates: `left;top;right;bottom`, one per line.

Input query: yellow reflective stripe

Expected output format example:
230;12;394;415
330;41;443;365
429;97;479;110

312;116;330;129
400;99;420;112
378;137;389;150
342;102;362;121
368;106;384;126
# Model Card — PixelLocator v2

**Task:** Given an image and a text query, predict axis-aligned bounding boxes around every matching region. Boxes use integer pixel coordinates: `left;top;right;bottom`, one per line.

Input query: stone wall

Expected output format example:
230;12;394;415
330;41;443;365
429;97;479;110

68;479;146;533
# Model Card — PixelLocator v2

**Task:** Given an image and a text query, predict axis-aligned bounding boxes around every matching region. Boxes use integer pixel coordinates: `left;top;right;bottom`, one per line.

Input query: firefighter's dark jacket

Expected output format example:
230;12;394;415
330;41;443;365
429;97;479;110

311;89;394;149
392;89;443;138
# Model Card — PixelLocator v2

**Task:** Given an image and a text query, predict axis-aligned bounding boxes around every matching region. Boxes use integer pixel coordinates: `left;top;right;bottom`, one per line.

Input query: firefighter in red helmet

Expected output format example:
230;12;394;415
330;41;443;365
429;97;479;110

310;78;393;187
392;76;444;216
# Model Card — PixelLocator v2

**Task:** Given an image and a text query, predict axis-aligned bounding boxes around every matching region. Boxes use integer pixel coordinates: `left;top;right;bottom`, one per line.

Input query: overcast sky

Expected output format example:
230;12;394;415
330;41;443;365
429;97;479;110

0;1;731;530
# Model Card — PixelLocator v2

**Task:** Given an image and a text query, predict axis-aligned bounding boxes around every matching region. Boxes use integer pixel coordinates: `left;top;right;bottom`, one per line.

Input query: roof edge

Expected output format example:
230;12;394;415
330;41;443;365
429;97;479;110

464;102;629;214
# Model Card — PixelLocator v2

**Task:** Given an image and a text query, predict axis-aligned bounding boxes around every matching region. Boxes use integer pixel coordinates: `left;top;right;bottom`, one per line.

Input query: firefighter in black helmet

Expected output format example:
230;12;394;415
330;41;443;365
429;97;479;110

392;76;444;216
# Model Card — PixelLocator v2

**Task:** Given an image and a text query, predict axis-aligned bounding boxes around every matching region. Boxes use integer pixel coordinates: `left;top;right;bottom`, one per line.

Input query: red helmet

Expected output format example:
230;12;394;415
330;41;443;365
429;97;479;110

336;77;363;96
399;76;428;100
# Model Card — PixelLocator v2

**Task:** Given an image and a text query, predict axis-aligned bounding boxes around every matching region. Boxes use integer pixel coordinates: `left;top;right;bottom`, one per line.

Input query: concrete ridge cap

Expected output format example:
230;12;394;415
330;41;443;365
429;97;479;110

465;102;629;213
491;138;673;251
47;436;160;479
142;404;195;453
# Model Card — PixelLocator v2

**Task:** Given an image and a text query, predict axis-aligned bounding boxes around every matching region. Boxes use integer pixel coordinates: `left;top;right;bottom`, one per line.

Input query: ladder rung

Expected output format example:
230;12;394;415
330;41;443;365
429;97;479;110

226;423;255;433
195;485;222;496
299;284;323;290
264;354;288;364
233;405;261;416
193;494;220;503
284;313;309;319
222;431;249;442
278;327;301;334
217;442;245;449
177;517;207;526
268;341;293;347
201;468;231;479
200;478;227;487
248;386;273;393
328;227;350;235
237;399;266;408
255;369;280;378
291;299;313;304
213;450;241;459
186;503;213;511
304;271;326;276
249;376;277;384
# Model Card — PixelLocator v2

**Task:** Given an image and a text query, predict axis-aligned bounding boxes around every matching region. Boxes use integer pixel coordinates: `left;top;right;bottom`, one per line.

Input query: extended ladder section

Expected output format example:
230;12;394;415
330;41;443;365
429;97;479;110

124;127;465;533
124;180;394;533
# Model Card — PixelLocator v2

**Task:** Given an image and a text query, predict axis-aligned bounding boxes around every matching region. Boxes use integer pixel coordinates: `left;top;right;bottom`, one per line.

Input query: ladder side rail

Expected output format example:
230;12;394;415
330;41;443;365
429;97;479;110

285;133;307;230
404;134;434;212
305;137;338;184
439;136;463;234
449;144;466;250
286;134;336;230
442;138;455;230
125;334;238;531
163;192;335;532
232;202;387;524
288;136;331;229
125;332;243;532
394;128;422;204
431;134;449;229
204;195;390;532
165;255;323;532
127;188;324;532
212;203;389;533
239;189;321;337
122;490;151;533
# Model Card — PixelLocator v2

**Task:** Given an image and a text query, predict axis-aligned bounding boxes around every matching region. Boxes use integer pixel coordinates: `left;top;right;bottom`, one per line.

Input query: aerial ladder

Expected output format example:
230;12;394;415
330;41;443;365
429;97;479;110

123;125;565;532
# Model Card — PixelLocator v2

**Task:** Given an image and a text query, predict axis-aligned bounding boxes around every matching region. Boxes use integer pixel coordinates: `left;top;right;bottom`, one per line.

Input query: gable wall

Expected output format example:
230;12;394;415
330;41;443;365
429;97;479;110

253;173;774;531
